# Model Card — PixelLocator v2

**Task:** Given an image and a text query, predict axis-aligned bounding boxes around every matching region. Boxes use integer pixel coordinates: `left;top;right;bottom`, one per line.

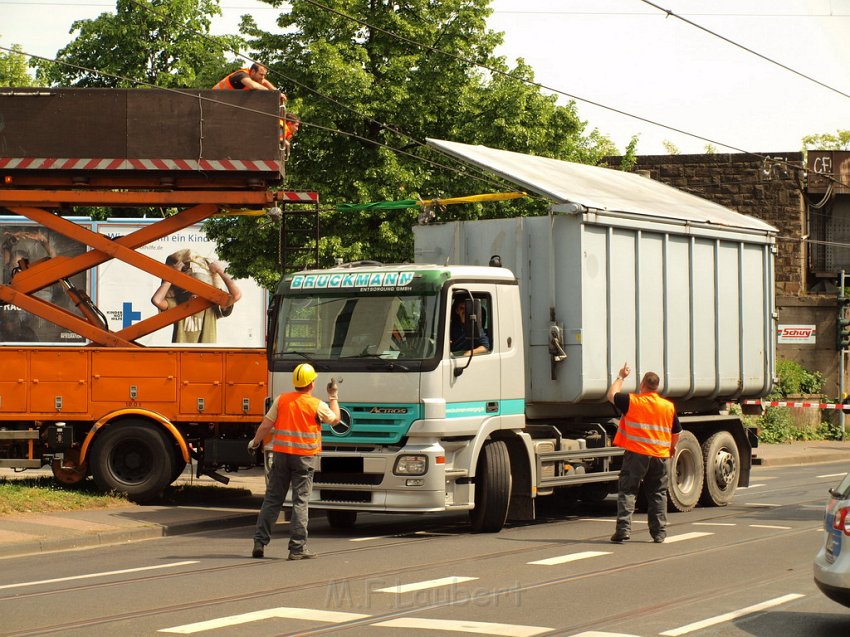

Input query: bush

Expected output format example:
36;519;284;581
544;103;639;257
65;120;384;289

747;359;834;443
768;359;825;399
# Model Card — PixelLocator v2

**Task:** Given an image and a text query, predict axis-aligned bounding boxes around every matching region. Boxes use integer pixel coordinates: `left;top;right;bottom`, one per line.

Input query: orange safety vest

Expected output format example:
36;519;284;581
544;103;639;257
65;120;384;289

212;69;250;90
271;392;322;456
613;392;675;458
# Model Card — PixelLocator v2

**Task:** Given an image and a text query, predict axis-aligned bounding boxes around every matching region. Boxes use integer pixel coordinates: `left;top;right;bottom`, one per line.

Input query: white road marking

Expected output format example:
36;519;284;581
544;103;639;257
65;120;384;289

414;530;457;536
659;593;805;636
693;522;736;526
750;524;792;530
528;550;611;566
159;607;369;634
374;576;478;594
0;561;199;591
817;473;847;479
802;504;826;510
737;483;765;489
579;518;647;525
373;617;551;636
743;502;782;507
349;535;392;542
664;532;713;543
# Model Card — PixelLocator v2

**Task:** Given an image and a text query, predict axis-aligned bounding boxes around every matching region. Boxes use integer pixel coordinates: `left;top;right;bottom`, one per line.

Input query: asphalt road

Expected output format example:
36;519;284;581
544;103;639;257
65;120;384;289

2;461;849;637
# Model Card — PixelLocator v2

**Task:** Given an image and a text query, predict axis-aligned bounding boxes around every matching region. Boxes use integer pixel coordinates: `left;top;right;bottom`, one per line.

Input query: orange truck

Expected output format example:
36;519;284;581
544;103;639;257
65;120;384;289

0;88;318;499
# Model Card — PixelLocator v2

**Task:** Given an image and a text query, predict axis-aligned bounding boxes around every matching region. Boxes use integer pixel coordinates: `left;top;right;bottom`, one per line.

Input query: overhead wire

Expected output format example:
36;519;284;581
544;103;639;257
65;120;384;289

298;0;850;195
301;0;761;158
637;0;850;101
4;2;848;198
117;0;543;196
0;45;521;199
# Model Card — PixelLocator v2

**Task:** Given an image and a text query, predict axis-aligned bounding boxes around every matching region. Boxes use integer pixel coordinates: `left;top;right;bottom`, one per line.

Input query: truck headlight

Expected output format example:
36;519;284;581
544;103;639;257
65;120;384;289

394;455;428;475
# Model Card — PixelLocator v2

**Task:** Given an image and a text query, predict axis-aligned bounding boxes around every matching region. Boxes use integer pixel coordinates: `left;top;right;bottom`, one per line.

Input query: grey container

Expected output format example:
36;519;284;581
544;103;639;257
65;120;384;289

414;140;777;417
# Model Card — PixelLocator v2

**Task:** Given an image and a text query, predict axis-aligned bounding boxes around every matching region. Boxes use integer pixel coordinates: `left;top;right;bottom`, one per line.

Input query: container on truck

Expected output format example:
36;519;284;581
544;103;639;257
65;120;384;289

266;139;776;532
0;88;318;500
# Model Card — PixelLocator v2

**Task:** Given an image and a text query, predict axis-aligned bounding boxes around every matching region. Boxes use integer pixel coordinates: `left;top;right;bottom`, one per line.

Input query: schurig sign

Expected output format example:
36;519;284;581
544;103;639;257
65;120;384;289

776;325;816;344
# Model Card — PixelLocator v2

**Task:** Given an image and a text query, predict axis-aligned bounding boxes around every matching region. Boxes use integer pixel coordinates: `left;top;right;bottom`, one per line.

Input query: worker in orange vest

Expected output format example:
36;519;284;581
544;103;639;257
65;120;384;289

607;362;681;544
247;363;341;560
280;113;300;152
213;63;287;102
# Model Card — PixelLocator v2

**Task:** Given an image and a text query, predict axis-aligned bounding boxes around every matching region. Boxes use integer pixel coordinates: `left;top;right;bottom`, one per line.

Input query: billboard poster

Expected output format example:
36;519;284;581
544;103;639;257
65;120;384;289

1;220;89;344
95;221;266;347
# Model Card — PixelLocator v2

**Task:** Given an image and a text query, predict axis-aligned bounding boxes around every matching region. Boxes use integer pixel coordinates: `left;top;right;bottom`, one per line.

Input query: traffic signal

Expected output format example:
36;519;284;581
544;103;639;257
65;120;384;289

838;291;850;350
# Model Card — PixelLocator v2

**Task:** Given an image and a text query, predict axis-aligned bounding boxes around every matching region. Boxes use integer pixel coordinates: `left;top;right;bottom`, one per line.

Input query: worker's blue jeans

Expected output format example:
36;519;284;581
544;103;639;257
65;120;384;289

253;452;318;553
615;450;669;539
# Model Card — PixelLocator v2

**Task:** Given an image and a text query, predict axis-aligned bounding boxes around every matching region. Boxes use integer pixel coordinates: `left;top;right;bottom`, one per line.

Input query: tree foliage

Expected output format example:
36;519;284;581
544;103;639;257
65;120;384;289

34;0;241;88
207;0;625;286
0;44;39;87
802;130;850;151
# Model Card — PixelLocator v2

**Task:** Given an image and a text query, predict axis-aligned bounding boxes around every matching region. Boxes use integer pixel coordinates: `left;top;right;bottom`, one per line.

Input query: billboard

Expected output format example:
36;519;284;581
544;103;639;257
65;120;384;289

1;220;89;344
0;217;266;347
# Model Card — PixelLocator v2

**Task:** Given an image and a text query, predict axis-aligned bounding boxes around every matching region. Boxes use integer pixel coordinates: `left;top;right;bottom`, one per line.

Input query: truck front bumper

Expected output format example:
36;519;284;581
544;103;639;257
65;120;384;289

307;442;449;513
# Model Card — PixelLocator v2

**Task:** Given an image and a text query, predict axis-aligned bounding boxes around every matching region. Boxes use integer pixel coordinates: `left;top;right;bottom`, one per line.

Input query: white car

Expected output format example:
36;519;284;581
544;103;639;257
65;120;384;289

814;469;850;608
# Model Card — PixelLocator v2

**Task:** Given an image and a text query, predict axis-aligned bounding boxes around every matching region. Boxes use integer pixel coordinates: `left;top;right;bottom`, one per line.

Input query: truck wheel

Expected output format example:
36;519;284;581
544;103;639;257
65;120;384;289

580;483;611;504
469;440;512;533
326;510;358;530
668;431;704;512
90;422;173;501
699;431;740;506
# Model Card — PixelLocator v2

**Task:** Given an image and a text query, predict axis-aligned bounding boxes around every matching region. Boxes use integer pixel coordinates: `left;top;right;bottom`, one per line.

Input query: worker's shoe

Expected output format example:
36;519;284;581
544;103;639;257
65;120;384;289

288;548;317;561
251;542;265;559
652;535;666;544
610;531;630;544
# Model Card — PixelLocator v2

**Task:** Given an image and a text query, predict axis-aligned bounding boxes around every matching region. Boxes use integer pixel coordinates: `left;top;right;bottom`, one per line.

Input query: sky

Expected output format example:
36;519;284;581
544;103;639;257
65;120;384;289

2;0;849;156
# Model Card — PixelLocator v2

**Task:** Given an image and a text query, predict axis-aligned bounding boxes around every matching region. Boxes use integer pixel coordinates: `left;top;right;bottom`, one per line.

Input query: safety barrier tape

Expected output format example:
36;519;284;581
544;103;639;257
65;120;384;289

741;399;848;410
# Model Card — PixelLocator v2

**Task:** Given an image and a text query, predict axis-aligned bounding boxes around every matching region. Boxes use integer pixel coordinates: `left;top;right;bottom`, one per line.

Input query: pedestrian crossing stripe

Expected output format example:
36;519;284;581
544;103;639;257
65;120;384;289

373;617;552;636
158;607;369;634
528;550;611;566
374;576;478;593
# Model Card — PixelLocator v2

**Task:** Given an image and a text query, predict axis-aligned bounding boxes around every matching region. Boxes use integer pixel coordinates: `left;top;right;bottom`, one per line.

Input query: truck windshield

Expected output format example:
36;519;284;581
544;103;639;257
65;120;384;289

271;292;440;362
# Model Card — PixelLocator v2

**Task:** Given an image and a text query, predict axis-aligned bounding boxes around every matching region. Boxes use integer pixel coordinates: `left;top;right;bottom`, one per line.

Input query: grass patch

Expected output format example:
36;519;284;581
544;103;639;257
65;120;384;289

0;476;255;516
0;477;128;516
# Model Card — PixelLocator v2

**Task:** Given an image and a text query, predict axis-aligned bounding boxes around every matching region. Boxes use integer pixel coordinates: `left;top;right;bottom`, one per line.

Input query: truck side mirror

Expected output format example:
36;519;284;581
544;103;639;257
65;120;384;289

464;298;481;340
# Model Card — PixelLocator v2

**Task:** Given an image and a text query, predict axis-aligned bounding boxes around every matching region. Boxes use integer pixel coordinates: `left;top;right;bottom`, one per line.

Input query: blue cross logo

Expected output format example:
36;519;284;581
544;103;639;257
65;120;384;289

122;302;141;328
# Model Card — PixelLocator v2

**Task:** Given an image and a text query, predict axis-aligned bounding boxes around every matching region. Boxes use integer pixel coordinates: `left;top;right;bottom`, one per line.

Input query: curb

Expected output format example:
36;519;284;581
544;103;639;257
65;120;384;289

753;452;850;467
0;512;258;559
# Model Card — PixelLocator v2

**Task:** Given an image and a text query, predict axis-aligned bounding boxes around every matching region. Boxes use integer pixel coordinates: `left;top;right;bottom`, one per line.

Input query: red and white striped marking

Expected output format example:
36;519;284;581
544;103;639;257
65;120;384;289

741;399;847;410
0;157;282;172
279;190;319;202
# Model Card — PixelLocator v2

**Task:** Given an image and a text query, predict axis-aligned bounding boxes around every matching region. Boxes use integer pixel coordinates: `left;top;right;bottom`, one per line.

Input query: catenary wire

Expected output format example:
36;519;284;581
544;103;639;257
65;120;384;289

299;0;850;191
118;0;523;192
638;0;850;101
0;44;526;197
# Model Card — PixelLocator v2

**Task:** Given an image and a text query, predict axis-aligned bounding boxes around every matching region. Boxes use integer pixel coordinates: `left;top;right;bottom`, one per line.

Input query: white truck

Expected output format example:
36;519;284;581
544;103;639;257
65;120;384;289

266;140;776;532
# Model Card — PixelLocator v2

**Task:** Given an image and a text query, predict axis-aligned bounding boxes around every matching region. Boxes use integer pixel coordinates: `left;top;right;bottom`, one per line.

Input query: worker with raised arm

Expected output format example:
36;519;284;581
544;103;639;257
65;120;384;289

607;362;681;544
247;365;341;560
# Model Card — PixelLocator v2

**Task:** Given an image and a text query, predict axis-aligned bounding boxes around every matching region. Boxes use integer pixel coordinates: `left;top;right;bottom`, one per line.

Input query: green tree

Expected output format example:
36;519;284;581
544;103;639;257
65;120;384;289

802;130;850;151
0;44;39;87
34;0;241;88
661;140;680;155
208;0;622;285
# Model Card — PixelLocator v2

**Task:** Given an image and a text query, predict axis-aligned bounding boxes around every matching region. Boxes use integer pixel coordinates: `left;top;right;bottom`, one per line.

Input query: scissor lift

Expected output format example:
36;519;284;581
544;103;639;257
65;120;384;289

0;88;320;499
